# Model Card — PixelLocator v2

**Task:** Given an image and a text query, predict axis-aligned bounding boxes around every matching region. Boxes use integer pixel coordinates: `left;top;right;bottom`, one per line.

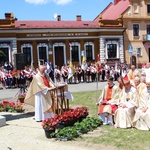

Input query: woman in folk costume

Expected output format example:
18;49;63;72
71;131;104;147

133;80;150;130
96;62;102;82
24;65;33;87
90;63;97;82
73;65;78;83
86;63;91;82
0;67;6;89
96;76;118;125
24;65;56;122
114;75;138;128
110;66;115;79
77;65;82;83
54;65;62;83
61;65;68;83
5;70;14;88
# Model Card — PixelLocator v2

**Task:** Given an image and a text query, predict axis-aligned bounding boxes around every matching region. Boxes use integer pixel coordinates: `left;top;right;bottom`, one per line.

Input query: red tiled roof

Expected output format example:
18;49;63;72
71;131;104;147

15;20;99;29
95;0;130;21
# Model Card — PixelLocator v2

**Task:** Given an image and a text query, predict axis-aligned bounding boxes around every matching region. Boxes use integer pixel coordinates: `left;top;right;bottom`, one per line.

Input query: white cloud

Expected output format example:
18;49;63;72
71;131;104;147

25;0;72;5
53;0;72;5
25;0;48;5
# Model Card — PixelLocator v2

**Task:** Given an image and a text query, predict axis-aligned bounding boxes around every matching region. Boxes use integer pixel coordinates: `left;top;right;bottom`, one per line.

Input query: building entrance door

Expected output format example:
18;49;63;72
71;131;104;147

149;48;150;62
131;55;136;67
54;46;64;69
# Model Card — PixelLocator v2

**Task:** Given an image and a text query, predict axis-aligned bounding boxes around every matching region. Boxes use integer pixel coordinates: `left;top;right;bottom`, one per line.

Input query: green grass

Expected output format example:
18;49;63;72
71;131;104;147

70;91;150;150
70;91;100;117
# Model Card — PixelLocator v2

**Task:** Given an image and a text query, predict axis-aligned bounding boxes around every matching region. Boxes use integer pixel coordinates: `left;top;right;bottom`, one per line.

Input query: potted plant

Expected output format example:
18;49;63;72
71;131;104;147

54;117;103;141
57;110;75;127
18;92;26;103
73;106;89;122
13;102;25;113
41;117;58;138
0;100;24;113
55;126;79;141
56;106;89;129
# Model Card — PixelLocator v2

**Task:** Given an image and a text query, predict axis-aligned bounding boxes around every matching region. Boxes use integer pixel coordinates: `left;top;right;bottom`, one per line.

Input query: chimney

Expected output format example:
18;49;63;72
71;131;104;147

114;0;121;5
76;15;82;21
57;15;61;21
5;13;12;20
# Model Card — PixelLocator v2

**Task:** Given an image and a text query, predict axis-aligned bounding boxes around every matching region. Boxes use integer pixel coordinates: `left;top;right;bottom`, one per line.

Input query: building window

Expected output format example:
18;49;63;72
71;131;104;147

137;48;142;57
21;44;33;66
84;42;94;61
147;25;150;34
22;47;31;65
71;46;79;61
133;3;139;14
147;4;150;13
133;24;139;36
39;47;47;63
107;44;117;58
85;45;93;61
0;47;9;65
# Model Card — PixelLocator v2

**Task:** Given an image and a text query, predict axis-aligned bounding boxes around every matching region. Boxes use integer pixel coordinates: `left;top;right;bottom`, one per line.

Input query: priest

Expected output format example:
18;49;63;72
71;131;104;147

25;65;56;122
96;76;118;125
114;75;138;128
133;80;150;130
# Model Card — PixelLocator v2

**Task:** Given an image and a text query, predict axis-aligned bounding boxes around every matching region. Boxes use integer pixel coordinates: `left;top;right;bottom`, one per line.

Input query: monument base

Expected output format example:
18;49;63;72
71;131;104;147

0;116;6;127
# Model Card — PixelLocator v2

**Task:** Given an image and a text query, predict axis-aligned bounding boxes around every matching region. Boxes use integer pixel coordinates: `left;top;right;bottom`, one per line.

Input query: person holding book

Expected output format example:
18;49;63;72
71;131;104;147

114;75;138;128
25;65;56;122
96;76;118;125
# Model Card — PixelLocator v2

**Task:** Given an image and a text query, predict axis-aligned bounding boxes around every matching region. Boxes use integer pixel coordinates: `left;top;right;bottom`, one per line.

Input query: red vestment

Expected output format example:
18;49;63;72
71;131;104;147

41;76;50;87
98;86;118;114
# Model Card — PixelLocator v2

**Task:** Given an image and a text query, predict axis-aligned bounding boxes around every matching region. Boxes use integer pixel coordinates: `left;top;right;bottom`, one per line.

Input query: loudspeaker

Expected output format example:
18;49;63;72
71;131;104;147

14;53;26;70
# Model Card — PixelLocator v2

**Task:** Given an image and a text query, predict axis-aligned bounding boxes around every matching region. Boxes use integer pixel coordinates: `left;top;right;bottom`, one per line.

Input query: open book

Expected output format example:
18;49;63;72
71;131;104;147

125;102;134;108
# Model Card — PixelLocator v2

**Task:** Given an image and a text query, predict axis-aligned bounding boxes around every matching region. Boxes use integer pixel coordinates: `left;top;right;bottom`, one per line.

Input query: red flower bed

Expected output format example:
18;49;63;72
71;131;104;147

0;100;24;112
42;106;89;129
42;117;58;130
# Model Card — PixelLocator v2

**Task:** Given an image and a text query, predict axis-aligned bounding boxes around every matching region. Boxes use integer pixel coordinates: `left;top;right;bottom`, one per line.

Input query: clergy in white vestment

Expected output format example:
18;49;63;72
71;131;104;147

132;77;147;94
127;65;141;84
25;65;56;122
114;75;138;128
133;81;150;130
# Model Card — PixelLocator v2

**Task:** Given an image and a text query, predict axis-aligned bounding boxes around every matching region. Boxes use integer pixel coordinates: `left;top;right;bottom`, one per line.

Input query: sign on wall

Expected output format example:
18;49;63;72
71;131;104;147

128;45;133;55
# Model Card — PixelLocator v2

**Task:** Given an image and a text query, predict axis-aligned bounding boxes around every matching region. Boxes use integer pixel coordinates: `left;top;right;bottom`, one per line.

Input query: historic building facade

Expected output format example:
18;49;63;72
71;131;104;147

0;11;124;69
123;0;150;67
1;0;149;69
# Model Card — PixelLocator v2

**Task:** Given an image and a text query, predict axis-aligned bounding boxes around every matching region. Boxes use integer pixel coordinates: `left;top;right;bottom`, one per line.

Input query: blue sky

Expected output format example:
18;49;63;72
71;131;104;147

0;0;113;21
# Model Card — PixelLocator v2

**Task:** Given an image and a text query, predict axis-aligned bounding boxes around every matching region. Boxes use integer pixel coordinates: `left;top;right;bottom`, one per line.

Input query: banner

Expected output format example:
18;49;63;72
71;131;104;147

68;60;75;79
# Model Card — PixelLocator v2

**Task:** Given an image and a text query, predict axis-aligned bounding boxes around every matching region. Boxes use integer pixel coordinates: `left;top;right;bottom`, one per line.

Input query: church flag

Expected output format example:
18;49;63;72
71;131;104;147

68;60;75;79
81;56;87;71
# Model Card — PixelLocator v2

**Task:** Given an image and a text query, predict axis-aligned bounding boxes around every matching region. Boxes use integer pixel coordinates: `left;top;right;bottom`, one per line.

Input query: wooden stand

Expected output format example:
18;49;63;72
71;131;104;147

55;84;69;114
52;84;70;115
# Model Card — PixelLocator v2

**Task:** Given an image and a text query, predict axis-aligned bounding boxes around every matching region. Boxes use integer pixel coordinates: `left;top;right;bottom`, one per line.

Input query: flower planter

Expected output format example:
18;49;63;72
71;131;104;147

44;128;55;138
57;118;77;129
18;98;25;103
77;116;87;122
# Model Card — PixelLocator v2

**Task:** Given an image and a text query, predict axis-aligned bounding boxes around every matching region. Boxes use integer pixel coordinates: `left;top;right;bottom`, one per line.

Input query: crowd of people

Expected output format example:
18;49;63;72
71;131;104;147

0;60;129;90
97;63;150;131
